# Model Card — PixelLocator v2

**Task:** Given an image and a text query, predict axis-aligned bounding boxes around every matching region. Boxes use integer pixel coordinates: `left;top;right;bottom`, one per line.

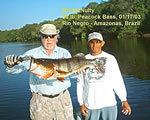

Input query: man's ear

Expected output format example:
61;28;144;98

101;41;105;47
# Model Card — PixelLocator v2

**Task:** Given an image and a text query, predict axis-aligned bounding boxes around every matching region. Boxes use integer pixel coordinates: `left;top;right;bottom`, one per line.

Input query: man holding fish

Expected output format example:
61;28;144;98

5;24;74;120
77;32;131;120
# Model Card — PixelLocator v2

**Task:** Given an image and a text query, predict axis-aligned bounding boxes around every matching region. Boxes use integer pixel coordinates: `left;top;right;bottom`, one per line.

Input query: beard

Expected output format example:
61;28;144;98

41;40;56;50
44;45;54;50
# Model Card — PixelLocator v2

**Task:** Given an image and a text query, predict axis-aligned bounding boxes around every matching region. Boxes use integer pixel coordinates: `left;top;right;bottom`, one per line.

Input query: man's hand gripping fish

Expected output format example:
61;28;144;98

5;53;106;81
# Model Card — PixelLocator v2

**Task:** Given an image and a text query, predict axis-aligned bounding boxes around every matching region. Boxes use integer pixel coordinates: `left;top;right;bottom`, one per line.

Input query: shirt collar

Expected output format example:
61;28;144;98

53;45;59;52
90;51;104;57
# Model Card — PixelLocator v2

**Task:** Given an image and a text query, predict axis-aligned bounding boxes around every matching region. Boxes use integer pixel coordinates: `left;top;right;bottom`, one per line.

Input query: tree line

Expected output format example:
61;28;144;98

0;0;150;42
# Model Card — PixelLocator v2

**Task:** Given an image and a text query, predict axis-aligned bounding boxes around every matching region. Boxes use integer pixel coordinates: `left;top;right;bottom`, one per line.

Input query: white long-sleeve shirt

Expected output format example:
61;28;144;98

77;51;127;109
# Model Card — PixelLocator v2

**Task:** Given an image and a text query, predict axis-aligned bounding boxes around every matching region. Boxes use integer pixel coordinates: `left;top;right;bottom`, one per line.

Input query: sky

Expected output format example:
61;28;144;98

0;0;109;31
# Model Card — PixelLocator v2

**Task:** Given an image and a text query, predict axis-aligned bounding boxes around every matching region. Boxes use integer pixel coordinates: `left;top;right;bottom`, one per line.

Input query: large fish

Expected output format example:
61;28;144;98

5;54;106;81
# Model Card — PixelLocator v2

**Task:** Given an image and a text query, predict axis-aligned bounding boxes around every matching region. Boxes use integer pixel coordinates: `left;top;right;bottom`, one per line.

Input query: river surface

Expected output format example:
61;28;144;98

0;37;150;120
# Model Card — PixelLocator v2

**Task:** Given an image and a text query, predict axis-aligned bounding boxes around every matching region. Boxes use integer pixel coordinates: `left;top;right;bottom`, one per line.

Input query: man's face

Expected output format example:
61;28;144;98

41;34;57;50
88;39;105;55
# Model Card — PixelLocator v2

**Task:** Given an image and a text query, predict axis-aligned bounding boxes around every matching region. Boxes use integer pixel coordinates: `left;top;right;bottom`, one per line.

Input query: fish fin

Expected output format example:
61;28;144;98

57;77;65;82
73;53;85;59
34;73;42;78
33;72;49;80
95;65;105;73
42;74;51;80
30;68;54;80
30;72;41;78
19;56;32;62
42;70;54;80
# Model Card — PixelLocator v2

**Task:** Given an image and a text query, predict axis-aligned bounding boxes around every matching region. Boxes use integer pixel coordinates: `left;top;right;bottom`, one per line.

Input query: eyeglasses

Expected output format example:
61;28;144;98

41;34;57;39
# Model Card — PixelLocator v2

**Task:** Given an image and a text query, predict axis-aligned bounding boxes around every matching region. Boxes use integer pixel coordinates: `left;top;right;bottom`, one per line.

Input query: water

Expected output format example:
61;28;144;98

0;37;150;120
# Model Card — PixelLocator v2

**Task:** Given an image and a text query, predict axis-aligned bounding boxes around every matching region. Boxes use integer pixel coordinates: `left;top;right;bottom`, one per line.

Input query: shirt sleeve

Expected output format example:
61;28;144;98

64;50;72;58
77;72;85;105
111;56;127;101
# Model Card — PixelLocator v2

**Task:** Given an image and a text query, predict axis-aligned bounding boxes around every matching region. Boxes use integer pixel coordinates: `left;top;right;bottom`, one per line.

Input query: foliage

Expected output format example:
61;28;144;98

0;0;150;42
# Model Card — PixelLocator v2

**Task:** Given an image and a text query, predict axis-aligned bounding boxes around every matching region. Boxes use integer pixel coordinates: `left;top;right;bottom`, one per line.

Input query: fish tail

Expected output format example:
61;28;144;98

18;56;32;62
92;57;107;73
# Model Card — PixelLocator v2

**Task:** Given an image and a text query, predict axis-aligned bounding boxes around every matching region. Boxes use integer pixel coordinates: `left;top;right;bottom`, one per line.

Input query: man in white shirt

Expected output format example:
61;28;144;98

77;32;131;120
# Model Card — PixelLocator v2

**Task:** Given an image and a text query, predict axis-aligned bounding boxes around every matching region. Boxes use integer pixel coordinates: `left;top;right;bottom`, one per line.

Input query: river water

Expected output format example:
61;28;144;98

0;37;150;120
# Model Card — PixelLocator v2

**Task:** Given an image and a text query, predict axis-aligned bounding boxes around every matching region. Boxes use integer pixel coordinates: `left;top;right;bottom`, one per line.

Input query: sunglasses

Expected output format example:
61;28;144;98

41;34;57;39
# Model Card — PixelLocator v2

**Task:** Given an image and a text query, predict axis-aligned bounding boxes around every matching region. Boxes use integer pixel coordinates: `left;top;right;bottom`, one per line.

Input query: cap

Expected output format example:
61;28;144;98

40;24;59;35
88;32;103;42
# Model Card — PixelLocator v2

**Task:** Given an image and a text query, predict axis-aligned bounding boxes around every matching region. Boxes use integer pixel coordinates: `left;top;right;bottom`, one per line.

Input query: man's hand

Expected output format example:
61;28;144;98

81;105;88;117
4;55;20;68
74;68;85;74
74;67;89;74
122;101;131;115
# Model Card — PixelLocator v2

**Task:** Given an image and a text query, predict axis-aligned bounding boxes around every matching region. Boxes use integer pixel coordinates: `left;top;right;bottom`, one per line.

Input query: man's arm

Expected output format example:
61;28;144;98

111;56;132;115
77;73;88;117
5;55;30;74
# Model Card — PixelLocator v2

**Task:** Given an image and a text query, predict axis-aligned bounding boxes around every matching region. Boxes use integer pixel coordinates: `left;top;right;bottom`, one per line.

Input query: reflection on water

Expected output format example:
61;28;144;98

0;37;150;120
